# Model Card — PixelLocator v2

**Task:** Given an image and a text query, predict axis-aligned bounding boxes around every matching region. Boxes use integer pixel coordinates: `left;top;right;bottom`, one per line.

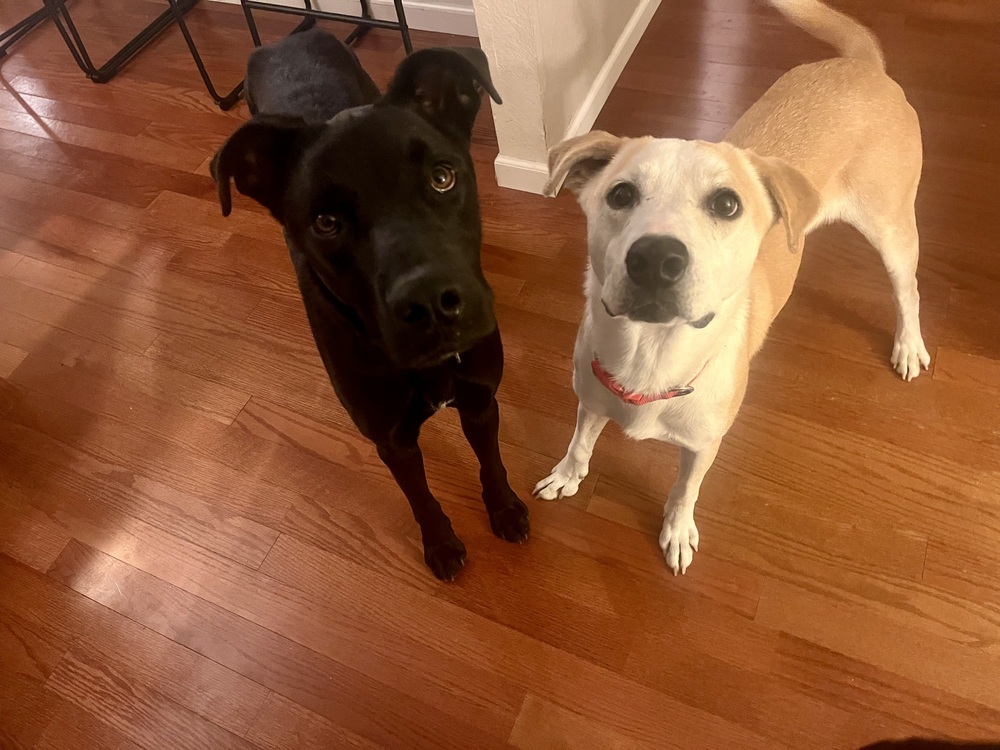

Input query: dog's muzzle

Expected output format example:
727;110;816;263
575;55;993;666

383;269;495;368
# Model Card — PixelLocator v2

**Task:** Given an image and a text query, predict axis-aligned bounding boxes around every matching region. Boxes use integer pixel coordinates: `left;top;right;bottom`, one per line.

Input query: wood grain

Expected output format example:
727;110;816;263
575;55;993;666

0;0;997;747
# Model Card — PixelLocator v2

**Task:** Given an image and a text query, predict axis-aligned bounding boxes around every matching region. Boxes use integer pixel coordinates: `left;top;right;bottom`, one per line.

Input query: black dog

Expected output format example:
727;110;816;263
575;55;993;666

211;27;529;580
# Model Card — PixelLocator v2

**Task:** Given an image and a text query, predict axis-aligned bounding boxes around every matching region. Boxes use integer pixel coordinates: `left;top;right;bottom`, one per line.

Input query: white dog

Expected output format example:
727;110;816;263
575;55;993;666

534;0;930;574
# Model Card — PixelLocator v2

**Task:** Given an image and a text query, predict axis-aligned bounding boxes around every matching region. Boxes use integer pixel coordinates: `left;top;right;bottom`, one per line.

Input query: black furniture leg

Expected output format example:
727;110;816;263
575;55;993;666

391;0;412;54
0;6;51;59
45;0;198;82
343;0;372;47
31;0;411;111
167;0;245;110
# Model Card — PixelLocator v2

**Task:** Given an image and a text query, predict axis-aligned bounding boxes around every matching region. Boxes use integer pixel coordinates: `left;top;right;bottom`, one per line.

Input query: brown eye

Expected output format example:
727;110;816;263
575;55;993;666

709;189;741;219
314;214;342;235
606;182;639;210
431;163;456;192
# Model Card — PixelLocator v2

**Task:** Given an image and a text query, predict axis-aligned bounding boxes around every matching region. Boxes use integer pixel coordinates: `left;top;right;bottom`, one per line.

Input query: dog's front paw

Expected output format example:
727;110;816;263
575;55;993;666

659;510;699;576
488;498;530;543
424;534;467;581
891;332;931;381
532;458;588;500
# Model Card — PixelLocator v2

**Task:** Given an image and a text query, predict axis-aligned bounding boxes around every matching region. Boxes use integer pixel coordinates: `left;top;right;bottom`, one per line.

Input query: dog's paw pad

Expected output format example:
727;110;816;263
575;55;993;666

532;461;588;501
659;512;699;576
489;500;530;543
424;536;467;581
891;334;931;382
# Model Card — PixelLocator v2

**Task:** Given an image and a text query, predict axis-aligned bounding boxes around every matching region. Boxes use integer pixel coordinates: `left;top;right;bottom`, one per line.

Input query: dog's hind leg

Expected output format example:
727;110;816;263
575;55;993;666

838;107;931;381
459;396;530;543
377;441;467;581
533;402;609;501
848;202;931;381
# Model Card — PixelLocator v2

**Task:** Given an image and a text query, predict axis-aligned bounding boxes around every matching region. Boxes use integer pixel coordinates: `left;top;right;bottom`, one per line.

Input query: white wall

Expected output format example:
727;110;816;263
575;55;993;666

472;0;547;164
474;0;660;193
208;0;477;37
537;0;640;149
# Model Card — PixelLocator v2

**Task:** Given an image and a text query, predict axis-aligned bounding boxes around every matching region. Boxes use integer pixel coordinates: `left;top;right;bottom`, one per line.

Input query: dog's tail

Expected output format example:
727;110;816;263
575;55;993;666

767;0;885;70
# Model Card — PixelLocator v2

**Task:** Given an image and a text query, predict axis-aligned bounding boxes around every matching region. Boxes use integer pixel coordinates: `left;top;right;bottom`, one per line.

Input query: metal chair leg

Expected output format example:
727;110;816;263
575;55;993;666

44;0;198;83
391;0;412;53
0;5;51;59
167;0;244;110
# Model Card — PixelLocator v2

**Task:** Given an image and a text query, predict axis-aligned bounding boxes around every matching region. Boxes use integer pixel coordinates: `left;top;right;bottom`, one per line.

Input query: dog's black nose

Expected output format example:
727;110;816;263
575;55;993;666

625;235;689;289
390;275;466;328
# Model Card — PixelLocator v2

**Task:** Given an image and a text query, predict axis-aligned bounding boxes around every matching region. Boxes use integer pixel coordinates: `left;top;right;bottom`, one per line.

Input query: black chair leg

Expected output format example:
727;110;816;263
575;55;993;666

391;0;413;53
0;5;51;59
44;0;199;83
167;0;244;110
17;0;411;111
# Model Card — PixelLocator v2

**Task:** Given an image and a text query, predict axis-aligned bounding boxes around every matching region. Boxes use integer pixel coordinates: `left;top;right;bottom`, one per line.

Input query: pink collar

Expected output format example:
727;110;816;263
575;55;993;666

590;356;708;406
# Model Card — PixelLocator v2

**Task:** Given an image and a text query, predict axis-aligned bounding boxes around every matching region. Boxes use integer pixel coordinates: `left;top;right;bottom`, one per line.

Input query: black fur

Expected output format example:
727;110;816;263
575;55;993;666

212;29;527;580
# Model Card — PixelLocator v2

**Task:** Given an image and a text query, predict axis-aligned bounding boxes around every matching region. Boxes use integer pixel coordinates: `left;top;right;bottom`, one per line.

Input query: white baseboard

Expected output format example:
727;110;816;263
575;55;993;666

206;0;477;37
493;155;550;194
493;0;661;195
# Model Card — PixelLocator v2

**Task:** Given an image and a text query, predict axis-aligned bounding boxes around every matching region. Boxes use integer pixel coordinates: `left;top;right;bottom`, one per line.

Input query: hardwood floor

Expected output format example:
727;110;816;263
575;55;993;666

1;0;999;747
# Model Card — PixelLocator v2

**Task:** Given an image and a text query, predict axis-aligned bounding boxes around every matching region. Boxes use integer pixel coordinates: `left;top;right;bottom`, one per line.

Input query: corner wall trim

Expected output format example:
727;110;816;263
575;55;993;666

493;154;549;194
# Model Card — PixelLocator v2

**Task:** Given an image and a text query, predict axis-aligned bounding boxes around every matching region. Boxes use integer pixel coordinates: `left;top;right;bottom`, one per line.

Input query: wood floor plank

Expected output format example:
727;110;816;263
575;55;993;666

50;541;515;750
245;692;384;750
0;605;67;684
44;553;271;737
0;665;64;750
0;105;206;172
772;634;1000;742
0;248;24;277
257;534;782;750
1;383;296;527
922;536;1000;614
6;560;258;750
0;278;159;355
933;348;1000;396
755;580;1000;713
6;73;246;129
0;494;70;573
46;535;523;749
168;234;301;301
589;468;1000;657
508;693;647;750
0;86;152;137
45;647;259;750
7;254;262;333
8;328;252;426
0;340;29;379
32;701;143;750
0;171;229;256
0;127;213;207
0;428;284;569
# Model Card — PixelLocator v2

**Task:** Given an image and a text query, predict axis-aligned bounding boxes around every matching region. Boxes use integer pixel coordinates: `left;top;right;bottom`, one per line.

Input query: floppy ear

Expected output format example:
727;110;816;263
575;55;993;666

210;116;322;223
745;151;821;254
544;131;624;198
384;47;501;139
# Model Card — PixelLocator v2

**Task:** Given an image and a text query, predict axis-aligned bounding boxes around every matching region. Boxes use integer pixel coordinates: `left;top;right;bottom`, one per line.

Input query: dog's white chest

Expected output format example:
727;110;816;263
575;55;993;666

621;397;707;445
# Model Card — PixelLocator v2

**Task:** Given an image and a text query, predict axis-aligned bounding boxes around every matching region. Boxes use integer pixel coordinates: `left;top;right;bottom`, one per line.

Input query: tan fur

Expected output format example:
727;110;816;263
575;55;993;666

534;0;930;575
545;131;624;197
